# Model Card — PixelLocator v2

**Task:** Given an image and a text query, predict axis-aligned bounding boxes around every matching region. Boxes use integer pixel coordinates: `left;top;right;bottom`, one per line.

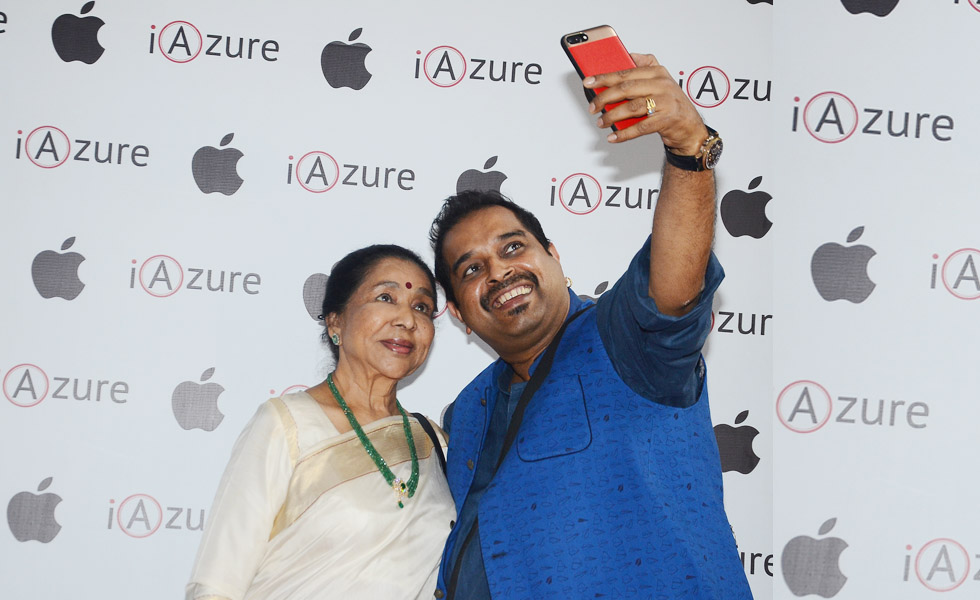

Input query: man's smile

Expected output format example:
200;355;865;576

492;285;532;309
480;273;539;312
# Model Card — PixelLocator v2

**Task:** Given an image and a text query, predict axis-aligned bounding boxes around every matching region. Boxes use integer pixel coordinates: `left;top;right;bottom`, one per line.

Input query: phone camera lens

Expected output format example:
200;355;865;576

569;34;587;44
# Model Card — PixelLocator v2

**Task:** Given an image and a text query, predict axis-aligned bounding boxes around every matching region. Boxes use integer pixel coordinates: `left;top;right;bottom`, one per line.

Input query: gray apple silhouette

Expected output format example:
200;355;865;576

7;477;62;543
721;176;773;239
713;410;761;474
192;133;244;195
456;156;507;193
782;518;848;597
577;281;609;303
32;237;85;300
321;28;372;90
841;0;900;16
51;2;105;64
171;368;225;431
811;227;876;303
303;273;328;321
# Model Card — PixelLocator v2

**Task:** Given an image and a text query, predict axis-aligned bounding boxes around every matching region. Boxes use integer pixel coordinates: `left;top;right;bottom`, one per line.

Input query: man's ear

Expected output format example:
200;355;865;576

548;242;561;263
447;302;472;335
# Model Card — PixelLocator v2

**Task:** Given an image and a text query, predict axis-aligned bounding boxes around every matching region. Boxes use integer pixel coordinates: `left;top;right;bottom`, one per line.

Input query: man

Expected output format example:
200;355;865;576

429;54;751;599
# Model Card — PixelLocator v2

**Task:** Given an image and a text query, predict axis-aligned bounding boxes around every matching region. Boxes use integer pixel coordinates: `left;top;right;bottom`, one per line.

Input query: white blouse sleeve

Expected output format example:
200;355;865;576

185;400;292;600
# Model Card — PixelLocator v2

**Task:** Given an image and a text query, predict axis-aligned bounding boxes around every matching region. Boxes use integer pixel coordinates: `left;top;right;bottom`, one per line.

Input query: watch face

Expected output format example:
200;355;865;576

704;138;723;170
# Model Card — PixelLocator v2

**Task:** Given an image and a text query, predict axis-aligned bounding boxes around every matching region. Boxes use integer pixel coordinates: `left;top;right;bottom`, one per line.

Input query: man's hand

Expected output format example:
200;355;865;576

585;53;708;154
584;53;716;317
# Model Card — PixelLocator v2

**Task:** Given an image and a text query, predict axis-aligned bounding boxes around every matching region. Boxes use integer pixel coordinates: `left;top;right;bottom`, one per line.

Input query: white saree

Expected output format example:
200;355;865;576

186;391;455;600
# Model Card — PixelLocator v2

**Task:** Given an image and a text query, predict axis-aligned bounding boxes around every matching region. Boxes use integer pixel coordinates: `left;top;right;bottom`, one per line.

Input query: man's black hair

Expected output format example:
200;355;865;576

429;190;551;306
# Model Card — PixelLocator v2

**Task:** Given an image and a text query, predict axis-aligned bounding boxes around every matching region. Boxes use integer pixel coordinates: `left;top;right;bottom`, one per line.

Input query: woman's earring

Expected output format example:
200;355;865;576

331;333;340;346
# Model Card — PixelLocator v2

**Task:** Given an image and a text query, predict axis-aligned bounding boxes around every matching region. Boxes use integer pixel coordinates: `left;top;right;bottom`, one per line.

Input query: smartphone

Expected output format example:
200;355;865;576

561;25;644;131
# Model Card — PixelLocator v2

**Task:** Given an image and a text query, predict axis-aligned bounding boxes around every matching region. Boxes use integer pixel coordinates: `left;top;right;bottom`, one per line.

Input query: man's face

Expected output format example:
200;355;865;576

441;206;569;358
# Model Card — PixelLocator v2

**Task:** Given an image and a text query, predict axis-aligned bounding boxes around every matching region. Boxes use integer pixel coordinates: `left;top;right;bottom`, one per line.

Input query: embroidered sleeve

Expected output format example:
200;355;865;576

596;235;723;407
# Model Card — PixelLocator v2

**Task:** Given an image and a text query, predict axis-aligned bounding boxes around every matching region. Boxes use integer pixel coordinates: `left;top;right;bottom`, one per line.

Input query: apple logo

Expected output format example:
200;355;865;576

32;237;86;300
720;176;772;239
782;518;848;597
456;156;508;194
171;367;225;431
577;281;609;303
51;1;105;64
303;273;328;321
7;477;62;543
811;226;876;303
840;0;900;17
192;133;244;195
321;28;372;90
713;410;761;474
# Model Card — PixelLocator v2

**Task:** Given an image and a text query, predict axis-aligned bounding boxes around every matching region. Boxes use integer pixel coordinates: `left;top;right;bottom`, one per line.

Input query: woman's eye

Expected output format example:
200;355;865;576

414;303;433;314
377;293;392;302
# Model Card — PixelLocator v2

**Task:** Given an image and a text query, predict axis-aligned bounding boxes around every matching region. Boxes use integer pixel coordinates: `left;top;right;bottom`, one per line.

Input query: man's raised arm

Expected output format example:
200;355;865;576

585;53;718;316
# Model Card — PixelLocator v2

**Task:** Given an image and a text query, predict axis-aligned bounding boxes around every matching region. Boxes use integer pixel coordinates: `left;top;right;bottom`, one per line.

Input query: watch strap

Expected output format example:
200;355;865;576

664;126;721;172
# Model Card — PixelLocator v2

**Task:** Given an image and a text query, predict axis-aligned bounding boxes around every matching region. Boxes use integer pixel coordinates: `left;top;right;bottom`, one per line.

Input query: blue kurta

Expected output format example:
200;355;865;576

436;238;752;599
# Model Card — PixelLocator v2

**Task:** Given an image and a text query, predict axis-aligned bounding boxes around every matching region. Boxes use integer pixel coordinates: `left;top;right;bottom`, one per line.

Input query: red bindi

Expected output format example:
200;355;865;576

405;282;412;289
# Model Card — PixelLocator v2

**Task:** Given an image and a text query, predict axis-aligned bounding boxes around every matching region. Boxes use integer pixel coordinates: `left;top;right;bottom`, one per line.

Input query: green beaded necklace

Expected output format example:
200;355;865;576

326;372;419;508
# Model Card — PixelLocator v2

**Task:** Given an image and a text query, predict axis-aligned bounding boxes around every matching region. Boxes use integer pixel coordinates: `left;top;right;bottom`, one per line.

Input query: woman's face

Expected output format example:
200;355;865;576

330;258;437;383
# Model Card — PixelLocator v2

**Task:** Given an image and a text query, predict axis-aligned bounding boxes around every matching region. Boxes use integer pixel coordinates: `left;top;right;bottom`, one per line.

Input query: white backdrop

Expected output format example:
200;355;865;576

3;1;974;599
772;2;980;599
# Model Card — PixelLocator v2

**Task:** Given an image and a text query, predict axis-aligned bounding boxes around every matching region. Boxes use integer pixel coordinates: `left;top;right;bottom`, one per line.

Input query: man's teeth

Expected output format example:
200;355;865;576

495;285;532;307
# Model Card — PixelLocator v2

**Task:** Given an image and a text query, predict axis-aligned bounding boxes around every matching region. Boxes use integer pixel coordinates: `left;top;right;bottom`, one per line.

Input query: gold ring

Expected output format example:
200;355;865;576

645;97;657;116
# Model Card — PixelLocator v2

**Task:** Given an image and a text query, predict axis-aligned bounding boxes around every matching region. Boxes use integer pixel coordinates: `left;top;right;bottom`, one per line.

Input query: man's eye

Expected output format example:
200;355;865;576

504;241;523;254
462;264;479;277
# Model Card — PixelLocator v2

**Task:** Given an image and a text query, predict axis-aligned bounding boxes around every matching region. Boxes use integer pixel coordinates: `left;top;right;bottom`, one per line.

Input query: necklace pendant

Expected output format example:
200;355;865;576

392;477;408;508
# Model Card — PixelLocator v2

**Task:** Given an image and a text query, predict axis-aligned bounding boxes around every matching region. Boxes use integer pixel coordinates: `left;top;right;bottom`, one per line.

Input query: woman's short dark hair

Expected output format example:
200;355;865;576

429;190;551;306
321;244;436;361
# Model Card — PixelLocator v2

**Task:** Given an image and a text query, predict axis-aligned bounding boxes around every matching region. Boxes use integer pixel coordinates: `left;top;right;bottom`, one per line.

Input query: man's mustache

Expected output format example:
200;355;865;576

480;273;539;312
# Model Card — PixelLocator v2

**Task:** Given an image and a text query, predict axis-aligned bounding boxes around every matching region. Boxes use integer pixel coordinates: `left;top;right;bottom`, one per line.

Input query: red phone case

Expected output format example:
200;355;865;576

562;26;644;131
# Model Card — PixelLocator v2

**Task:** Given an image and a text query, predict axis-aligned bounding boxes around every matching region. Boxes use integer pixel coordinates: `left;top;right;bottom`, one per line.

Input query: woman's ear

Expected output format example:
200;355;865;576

447;302;471;335
326;313;341;339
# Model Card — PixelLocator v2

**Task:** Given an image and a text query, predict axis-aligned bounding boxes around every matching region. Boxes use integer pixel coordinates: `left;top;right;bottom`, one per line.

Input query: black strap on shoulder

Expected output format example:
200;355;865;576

447;521;479;598
446;303;594;600
494;303;593;471
412;412;447;475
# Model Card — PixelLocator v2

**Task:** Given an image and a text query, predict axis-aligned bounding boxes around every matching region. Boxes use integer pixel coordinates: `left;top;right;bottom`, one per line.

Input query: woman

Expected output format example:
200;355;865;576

186;245;454;600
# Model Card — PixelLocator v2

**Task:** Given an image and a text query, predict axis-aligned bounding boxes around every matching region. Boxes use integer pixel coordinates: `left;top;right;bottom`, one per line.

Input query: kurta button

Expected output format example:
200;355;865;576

467;459;474;470
434;589;445;599
480;397;487;406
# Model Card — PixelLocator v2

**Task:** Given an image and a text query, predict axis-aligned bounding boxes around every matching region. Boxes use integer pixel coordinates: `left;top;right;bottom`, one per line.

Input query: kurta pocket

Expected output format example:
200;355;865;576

516;375;592;461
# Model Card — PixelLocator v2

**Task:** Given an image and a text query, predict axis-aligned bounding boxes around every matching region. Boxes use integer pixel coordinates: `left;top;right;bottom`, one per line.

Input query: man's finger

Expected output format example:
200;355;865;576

629;53;659;68
584;53;661;89
596;96;655;129
586;68;671;104
606;113;666;144
586;68;642;89
590;74;674;114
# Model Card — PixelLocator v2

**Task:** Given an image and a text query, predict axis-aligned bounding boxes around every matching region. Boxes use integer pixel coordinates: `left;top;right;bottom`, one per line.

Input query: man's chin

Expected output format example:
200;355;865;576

488;305;544;338
507;304;529;317
492;299;534;324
